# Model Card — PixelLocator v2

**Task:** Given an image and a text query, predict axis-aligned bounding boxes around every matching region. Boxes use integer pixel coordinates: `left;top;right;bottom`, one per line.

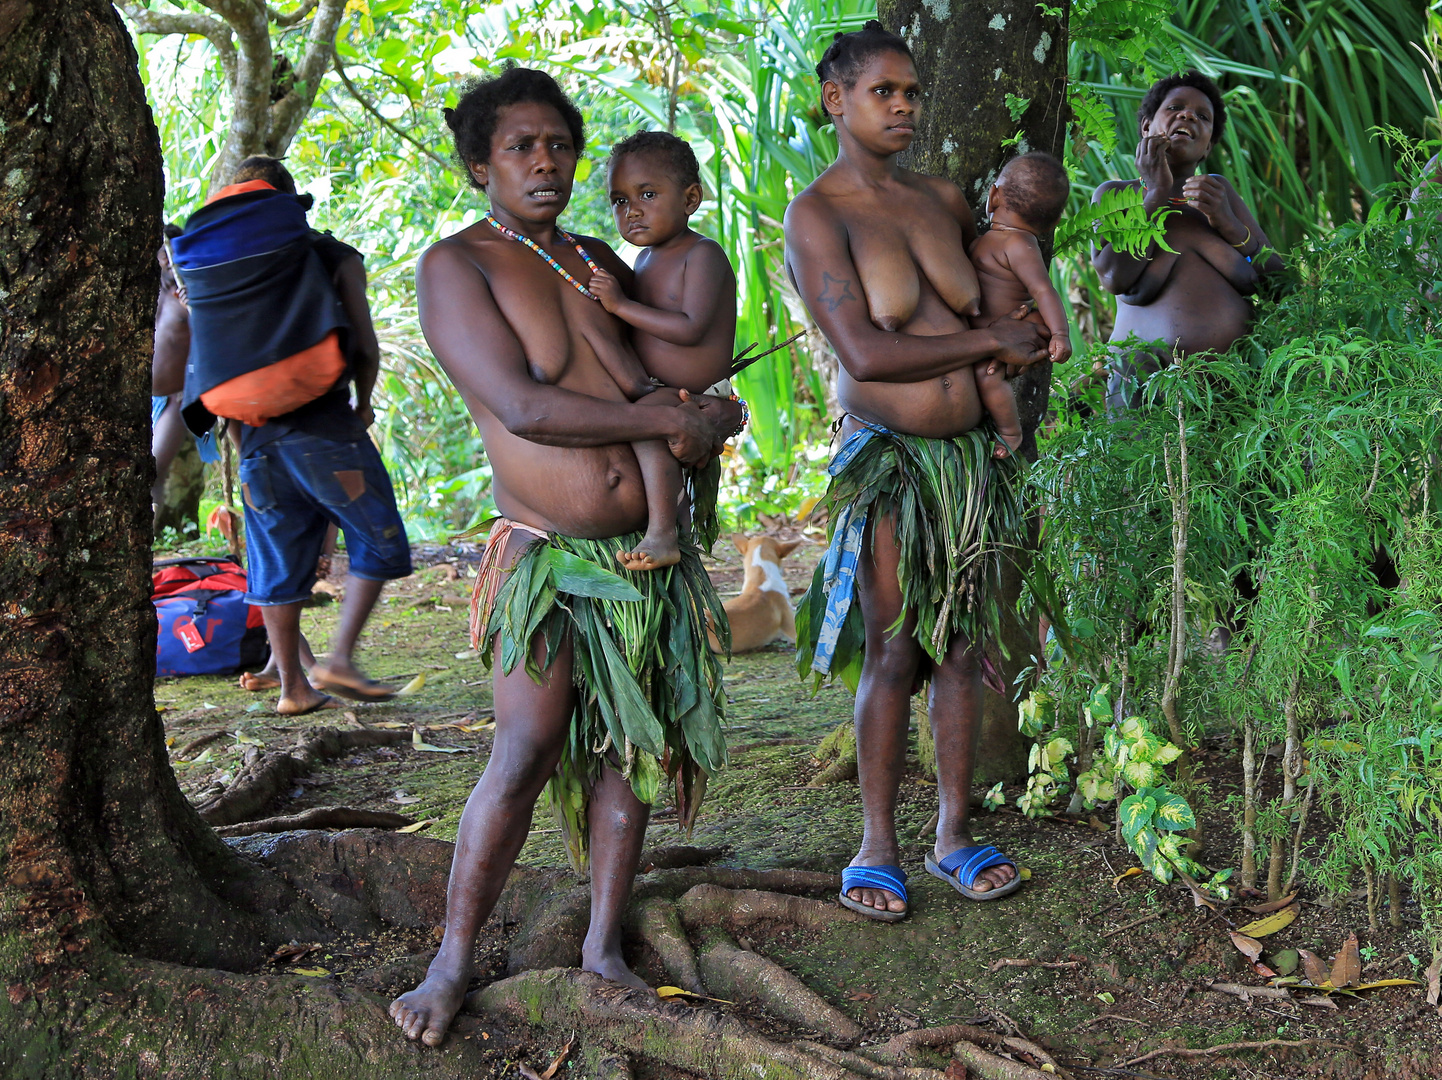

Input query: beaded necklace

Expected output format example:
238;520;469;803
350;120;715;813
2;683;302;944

1139;183;1192;206
484;213;601;301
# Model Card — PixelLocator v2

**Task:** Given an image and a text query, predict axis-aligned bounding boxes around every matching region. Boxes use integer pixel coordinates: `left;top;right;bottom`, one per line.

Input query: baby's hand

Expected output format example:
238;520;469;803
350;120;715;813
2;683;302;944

1048;333;1072;365
588;268;625;313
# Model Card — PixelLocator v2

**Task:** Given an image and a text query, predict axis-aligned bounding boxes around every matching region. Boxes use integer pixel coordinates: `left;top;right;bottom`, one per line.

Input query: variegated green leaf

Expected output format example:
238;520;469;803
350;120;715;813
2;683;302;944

1153;792;1196;831
1118;793;1156;846
1152;742;1184;766
1123;759;1157;788
1045;737;1074;765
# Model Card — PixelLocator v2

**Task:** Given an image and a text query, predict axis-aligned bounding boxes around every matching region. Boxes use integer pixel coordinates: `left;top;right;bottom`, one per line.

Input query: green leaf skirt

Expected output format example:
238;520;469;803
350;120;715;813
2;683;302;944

476;523;729;872
794;425;1028;693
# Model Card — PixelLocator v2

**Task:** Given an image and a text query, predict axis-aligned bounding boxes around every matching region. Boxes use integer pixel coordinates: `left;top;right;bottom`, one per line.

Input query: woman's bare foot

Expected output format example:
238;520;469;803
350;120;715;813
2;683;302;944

310;658;398;702
275;689;341;716
581;942;651;991
390;960;472;1047
993;430;1023;459
616;534;681;573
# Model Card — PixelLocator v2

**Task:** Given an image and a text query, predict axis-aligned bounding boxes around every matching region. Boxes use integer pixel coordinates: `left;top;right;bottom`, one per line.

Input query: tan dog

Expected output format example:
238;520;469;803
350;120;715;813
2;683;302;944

708;534;801;654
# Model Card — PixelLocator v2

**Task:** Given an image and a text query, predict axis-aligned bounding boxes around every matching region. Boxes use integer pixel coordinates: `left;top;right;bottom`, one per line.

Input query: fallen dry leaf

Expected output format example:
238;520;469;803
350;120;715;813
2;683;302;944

1243;892;1297;915
1298;949;1330;986
1228;932;1263;962
656;986;734;1004
1298;995;1338;1011
1113;867;1145;889
289;967;330;978
847;991;876;1001
1426;948;1441;1008
396;673;426;696
1329;932;1361;989
1235;905;1297;938
1250;960;1278;978
396;819;435;834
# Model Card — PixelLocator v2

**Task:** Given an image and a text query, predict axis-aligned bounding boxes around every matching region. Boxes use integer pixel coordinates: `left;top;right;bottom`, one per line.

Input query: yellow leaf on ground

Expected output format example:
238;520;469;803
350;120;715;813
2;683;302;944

460;721;496;733
1113;867;1145;889
1019;867;1032;881
290;967;330;977
397;673;426;696
1352;979;1422;991
655;986;733;1004
1235;905;1298;938
396;819;435;834
411;728;467;753
374;721;408;728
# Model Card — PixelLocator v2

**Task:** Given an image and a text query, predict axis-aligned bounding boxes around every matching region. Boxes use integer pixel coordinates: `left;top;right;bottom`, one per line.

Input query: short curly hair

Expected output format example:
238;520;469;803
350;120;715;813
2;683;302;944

997;152;1070;230
232;155;296;194
815;19;913;122
444;66;585;190
609;130;701;191
1138;72;1226;149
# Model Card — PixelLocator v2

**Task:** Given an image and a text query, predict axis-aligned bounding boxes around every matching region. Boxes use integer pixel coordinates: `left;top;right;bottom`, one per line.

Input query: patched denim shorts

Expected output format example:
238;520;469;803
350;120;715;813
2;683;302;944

239;431;412;605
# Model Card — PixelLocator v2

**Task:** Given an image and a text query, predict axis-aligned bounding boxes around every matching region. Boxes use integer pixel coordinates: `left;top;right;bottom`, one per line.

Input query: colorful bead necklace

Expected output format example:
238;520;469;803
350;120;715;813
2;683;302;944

484;213;601;301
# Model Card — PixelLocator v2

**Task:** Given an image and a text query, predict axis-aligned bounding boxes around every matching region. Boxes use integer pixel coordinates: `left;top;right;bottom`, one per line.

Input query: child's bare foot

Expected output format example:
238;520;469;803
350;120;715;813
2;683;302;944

616;535;681;572
582;943;651;992
310;657;398;702
390;960;472;1047
275;689;341;716
238;672;281;692
993;431;1023;459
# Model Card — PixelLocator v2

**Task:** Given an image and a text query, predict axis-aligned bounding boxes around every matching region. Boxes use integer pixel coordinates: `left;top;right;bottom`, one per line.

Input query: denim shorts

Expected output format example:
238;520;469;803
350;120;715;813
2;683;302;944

239;431;412;605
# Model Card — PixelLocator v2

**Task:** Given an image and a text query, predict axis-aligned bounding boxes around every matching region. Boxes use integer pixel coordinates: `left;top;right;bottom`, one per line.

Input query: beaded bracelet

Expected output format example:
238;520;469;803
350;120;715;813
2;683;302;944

728;396;750;440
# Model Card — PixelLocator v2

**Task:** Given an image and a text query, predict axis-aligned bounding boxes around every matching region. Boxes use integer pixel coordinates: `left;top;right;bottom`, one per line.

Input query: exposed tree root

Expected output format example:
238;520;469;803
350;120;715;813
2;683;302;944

677;884;861;932
214;806;415;837
469;968;948;1080
795;1042;953;1080
1121;1038;1353;1068
877;1024;1070;1080
630;897;707;995
809;723;859;787
228;829;455;936
636;867;839;899
696;929;863;1045
197;726;408;826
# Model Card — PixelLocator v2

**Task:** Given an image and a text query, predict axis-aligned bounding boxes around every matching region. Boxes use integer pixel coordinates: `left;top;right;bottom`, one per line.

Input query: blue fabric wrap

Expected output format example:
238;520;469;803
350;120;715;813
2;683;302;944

936;845;1013;888
840;864;908;902
173;191;350;439
810;420;892;675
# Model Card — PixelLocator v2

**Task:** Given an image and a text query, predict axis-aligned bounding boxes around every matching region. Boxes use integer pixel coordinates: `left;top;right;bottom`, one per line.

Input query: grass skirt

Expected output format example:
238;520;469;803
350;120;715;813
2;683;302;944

795;425;1027;692
474;522;729;872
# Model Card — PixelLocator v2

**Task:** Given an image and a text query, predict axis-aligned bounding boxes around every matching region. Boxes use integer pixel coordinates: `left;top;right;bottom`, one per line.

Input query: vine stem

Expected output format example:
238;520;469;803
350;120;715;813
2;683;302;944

1160;390;1192;784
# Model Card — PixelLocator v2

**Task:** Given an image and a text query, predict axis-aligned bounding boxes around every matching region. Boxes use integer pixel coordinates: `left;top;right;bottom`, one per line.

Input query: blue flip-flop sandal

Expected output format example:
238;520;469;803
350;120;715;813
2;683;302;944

839;864;909;922
925;845;1023;901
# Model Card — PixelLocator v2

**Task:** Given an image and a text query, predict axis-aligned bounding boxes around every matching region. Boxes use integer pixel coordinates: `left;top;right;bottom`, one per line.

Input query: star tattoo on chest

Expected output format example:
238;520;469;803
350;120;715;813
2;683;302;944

817;272;856;312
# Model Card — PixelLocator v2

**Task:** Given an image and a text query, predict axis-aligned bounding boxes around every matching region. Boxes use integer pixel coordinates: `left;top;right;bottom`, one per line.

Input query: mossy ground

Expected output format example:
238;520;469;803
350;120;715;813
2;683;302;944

145;540;1442;1079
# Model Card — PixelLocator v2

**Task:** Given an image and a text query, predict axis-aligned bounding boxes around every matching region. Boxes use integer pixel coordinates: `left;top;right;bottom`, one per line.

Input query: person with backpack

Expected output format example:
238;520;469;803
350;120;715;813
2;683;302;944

170;156;410;715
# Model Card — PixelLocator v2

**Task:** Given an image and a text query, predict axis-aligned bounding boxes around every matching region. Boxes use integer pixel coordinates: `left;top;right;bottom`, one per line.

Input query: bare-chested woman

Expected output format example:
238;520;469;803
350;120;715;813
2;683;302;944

786;22;1049;920
389;68;738;1047
1094;72;1284;409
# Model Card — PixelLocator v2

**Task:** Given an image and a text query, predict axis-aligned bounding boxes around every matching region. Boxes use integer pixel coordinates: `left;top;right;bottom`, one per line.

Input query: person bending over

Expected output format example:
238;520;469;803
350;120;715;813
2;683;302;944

1093;72;1283;410
785;22;1049;922
390;67;738;1047
580;130;738;570
969;151;1073;456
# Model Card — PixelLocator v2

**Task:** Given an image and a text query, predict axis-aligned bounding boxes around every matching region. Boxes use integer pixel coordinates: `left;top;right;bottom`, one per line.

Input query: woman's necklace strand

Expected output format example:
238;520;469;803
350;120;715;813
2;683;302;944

484;213;601;301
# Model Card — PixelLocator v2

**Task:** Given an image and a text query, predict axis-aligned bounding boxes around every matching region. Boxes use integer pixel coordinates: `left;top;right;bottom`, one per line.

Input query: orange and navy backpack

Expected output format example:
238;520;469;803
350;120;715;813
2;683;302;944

153;557;269;677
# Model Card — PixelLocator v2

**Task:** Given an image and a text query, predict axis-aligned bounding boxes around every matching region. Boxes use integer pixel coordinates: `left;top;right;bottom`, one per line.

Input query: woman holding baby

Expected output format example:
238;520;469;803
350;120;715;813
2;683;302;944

785;21;1052;920
1095;72;1285;410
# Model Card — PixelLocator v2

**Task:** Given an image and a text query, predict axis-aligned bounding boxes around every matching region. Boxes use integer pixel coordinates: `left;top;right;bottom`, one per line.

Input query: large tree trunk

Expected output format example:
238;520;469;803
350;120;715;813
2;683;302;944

0;0;322;977
880;0;1070;782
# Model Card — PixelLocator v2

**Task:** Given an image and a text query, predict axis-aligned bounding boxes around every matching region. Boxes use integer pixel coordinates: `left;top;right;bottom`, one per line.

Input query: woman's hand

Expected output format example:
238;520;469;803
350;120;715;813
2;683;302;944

1181;175;1247;245
1135;133;1173;209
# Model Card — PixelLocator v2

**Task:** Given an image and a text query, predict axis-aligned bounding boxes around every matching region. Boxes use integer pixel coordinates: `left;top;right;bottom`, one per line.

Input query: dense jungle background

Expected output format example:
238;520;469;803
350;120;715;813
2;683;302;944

6;0;1442;1077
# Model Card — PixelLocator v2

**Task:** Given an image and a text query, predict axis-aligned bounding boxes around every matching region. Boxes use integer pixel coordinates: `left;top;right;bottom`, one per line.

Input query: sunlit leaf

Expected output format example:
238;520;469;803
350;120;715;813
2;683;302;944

1236;906;1299;938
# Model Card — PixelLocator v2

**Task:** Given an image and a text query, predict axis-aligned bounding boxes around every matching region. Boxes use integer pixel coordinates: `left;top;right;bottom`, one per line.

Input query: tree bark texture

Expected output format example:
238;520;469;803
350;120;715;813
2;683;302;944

0;0;319;979
879;0;1070;781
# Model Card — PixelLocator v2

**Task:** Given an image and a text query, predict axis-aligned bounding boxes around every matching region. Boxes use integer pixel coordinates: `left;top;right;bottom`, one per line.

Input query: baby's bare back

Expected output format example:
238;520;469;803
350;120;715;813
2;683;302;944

970;229;1036;326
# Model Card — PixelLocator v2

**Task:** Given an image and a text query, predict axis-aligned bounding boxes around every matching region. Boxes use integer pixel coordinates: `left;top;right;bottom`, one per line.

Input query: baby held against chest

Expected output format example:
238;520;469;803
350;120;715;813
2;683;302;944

586;131;738;571
966;152;1073;457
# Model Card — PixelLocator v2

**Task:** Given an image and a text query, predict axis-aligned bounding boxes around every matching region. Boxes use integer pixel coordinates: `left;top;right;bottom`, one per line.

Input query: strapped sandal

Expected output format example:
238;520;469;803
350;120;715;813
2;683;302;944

925;845;1023;901
839;864;909;923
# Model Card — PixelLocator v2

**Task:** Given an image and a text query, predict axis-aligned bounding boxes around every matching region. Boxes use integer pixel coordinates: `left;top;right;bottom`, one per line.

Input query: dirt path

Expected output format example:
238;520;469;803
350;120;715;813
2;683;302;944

154;541;1440;1079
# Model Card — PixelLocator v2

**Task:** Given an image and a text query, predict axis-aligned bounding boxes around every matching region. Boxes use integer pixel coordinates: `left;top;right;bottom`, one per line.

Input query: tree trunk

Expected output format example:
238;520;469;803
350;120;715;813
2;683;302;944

153;435;205;539
879;0;1071;781
0;0;321;977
